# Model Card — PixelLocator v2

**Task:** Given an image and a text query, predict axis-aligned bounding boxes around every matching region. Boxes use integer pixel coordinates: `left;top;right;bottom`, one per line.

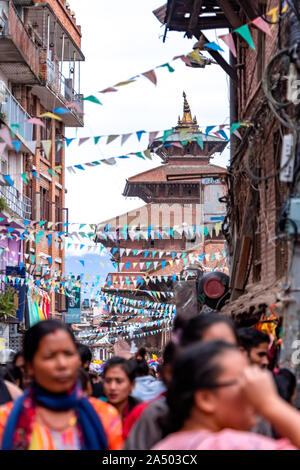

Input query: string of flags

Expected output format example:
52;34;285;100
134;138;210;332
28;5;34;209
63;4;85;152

100;292;176;310
210;2;288;57
75;320;173;340
77;326;173;346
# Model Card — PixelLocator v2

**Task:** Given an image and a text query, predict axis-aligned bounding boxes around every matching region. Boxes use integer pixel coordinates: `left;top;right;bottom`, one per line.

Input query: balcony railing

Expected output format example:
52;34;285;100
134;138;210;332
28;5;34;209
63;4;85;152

46;59;83;114
0;82;33;142
0;185;31;219
0;1;40;78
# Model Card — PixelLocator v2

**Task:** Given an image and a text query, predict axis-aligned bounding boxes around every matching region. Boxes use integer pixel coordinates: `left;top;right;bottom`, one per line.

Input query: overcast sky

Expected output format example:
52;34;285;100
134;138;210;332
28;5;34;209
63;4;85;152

65;0;230;253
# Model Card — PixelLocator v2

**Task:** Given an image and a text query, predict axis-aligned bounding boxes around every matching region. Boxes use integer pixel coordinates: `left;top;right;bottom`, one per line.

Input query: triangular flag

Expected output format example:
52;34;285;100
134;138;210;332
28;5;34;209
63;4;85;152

251;17;272;36
21;173;28;184
3;175;14;186
99;87;117;93
136;130;146;141
27;140;37;155
0;127;12;147
162;129;173;143
114;79;136;87
205;126;215;135
121;133;132;145
101;158;116;165
42;140;52;158
65;138;75;147
53;107;70;114
39;112;62;121
143;149;152;159
204;41;224;52
32;171;40;181
142;70;157;85
135;152;145;160
230;122;242;134
173;54;192;66
219;33;237;58
157;63;175;73
79;137;90;146
25;117;46;128
12;141;21;152
195;135;204;150
106;135;119;144
149;131;159;145
82;95;102;105
266;6;279;23
94;136;101;145
234;24;255;50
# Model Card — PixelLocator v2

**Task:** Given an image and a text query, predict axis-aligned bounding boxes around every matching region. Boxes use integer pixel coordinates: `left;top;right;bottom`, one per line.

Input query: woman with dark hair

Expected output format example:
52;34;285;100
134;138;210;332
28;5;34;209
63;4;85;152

103;357;140;421
124;314;238;450
0;320;123;450
153;341;300;450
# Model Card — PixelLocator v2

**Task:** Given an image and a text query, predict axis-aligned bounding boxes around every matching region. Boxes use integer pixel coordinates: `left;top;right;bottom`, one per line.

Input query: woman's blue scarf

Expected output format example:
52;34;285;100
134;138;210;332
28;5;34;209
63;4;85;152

1;382;108;450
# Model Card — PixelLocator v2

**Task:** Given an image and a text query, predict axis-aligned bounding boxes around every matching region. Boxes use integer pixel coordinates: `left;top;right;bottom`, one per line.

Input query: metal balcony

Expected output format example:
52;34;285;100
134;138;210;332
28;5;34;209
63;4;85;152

33;58;84;127
0;1;40;84
0;185;31;219
0;82;33;142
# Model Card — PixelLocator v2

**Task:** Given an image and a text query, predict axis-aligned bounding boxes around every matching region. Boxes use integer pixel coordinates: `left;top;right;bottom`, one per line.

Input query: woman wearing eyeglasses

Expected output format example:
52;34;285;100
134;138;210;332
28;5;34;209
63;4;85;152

153;341;299;450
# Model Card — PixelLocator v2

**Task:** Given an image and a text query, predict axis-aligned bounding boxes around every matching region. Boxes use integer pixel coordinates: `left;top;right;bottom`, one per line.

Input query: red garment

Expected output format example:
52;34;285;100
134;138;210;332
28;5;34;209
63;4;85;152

123;393;166;440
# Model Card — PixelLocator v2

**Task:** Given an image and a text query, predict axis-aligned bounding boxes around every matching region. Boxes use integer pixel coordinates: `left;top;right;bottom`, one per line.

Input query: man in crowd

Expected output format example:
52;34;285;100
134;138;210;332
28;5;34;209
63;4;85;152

237;328;270;369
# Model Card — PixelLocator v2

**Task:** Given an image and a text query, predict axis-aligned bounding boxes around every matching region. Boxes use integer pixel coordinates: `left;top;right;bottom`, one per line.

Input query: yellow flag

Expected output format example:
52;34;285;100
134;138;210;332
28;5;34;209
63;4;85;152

266;6;278;28
188;49;203;65
39;112;62;121
114;80;136;87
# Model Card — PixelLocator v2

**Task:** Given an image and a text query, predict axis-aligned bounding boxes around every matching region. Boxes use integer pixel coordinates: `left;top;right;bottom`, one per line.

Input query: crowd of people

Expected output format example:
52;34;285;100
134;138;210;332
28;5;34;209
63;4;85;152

0;311;298;450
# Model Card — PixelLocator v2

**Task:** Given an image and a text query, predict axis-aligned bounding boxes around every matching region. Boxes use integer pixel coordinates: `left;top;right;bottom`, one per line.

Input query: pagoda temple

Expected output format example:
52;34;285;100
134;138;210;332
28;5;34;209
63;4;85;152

95;92;229;353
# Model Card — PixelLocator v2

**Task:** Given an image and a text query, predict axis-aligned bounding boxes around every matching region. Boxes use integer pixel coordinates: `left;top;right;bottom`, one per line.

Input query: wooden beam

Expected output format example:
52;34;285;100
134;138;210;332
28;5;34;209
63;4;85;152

217;0;243;29
235;0;258;20
188;0;203;35
195;31;237;83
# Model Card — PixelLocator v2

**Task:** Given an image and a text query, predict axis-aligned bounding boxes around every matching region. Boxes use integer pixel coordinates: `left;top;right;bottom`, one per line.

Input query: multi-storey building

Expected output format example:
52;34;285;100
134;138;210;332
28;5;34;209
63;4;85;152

95;93;228;353
0;0;84;322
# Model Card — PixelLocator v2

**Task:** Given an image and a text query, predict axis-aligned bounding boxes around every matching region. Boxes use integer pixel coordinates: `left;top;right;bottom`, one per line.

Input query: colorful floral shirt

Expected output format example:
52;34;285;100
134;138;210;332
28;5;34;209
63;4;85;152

0;397;123;450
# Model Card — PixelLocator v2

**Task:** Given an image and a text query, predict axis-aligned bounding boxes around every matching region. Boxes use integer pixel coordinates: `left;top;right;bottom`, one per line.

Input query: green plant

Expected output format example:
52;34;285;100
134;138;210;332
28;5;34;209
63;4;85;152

0;196;8;213
0;288;17;321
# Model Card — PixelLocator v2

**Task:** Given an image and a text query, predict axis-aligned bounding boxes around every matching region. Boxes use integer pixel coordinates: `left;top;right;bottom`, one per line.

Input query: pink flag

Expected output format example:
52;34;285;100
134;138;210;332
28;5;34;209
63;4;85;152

173;55;192;67
219;33;237;58
25;117;46;128
142;70;157;85
149;131;159;146
251;17;272;36
99;87;117;93
0;127;12;148
66;101;83;114
171;142;183;148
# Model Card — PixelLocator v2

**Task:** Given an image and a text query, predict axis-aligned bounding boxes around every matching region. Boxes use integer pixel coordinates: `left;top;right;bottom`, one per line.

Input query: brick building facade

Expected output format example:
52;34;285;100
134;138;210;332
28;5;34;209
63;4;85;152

0;0;84;324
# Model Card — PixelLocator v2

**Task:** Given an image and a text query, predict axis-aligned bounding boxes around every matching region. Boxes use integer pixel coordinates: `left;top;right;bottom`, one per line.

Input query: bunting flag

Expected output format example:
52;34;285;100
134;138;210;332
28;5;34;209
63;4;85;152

42;140;52;158
234;24;255;49
251;17;272;36
39;112;62;121
82;95;103;105
204;42;224;52
219;33;237;58
25;117;46;128
142;70;157;85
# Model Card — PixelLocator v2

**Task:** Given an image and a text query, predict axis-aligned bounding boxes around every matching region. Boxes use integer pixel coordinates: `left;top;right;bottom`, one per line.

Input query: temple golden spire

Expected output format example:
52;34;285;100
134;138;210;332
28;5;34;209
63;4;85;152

177;91;199;130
